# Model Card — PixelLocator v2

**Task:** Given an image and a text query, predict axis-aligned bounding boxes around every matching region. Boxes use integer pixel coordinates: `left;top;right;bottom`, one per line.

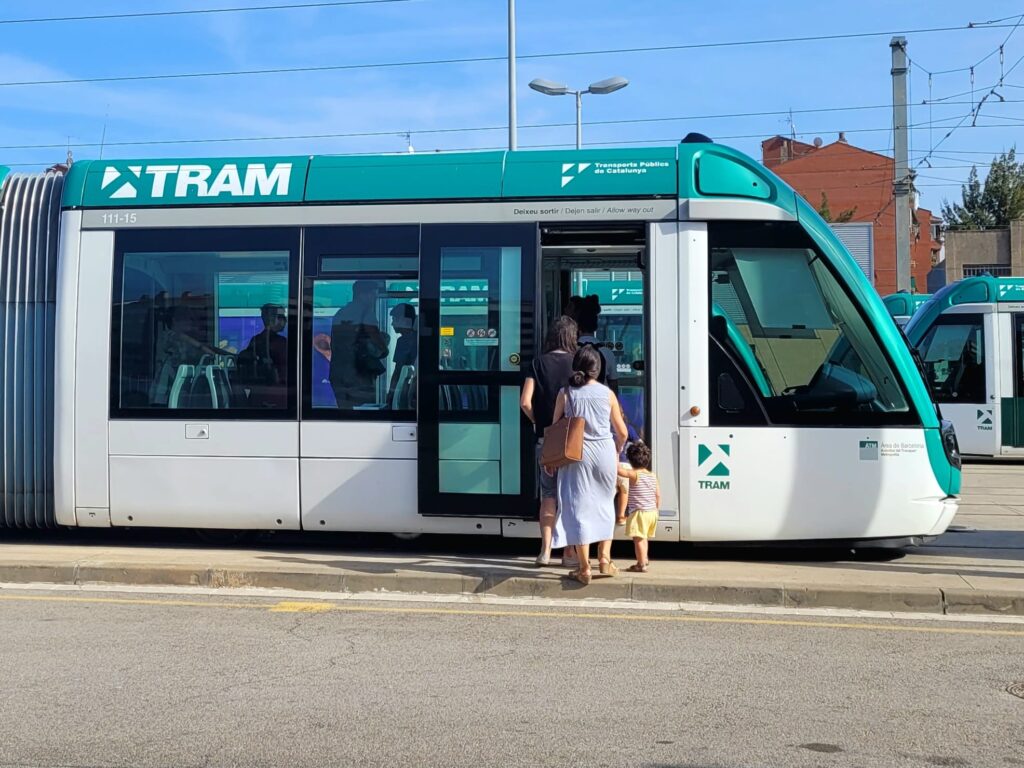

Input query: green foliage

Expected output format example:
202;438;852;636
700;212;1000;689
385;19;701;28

817;192;858;223
942;149;1024;229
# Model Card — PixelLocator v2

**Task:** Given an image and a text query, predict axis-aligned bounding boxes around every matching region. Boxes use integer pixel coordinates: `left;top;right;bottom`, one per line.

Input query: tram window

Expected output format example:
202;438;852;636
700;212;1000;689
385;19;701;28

310;276;419;414
916;315;986;404
708;223;914;427
111;229;298;418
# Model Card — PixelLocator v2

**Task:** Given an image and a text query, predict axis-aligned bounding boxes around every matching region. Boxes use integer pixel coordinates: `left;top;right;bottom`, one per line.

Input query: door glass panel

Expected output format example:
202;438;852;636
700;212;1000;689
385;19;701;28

434;244;524;496
1015;314;1024;398
1007;313;1024;448
439;247;521;374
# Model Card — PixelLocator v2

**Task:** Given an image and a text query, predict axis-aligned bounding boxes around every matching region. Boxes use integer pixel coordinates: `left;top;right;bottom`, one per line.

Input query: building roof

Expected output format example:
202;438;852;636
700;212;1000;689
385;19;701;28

769;136;893;172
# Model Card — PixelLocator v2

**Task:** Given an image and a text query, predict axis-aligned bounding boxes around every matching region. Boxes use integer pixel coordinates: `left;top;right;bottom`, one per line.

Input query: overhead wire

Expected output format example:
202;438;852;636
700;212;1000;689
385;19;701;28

1;20;1022;88
0;1;411;25
1;100;1017;153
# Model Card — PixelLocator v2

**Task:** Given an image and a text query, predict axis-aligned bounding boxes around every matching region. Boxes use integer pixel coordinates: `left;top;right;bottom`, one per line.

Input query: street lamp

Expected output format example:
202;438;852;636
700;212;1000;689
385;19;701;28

529;76;629;149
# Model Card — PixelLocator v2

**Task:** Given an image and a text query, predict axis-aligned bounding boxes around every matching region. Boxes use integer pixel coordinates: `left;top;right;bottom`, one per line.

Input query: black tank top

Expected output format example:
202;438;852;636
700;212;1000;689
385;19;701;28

529;350;574;438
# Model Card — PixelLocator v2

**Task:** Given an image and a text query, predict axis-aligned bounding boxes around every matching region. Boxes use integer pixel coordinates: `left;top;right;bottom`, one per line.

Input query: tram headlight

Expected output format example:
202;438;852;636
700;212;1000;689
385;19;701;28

940;419;961;470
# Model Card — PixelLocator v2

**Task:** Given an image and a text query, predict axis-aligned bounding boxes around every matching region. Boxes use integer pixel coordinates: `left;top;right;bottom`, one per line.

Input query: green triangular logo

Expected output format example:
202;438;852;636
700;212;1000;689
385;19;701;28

698;444;712;465
698;443;730;477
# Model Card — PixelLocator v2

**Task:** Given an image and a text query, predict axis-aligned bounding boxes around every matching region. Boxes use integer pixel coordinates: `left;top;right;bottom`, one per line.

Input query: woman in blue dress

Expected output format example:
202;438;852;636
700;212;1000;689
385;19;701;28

550;345;629;585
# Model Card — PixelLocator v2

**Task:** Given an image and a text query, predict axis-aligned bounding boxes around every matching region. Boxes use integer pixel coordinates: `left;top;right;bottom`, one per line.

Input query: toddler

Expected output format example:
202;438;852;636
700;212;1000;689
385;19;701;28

616;441;660;572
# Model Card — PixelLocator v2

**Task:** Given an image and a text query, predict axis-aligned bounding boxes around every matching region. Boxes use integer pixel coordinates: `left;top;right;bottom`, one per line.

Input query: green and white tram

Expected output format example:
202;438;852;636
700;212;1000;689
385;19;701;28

883;292;931;328
0;137;961;543
906;276;1024;459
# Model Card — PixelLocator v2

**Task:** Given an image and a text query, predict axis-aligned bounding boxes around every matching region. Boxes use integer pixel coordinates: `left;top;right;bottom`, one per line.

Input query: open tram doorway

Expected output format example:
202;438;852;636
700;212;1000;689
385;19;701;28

539;224;649;445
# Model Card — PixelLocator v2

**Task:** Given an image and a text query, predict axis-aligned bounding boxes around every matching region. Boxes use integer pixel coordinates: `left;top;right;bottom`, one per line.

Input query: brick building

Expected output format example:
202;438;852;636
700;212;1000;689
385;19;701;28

762;134;941;296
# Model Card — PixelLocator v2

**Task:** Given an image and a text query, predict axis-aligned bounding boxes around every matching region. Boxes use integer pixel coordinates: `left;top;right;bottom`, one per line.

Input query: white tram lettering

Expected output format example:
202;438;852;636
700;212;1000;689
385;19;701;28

208;164;244;197
175;164;212;197
243;163;292;197
115;162;294;199
144;165;178;197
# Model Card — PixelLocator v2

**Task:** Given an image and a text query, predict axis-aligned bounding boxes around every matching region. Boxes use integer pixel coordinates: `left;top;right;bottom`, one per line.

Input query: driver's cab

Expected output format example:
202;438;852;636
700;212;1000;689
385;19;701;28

708;222;908;426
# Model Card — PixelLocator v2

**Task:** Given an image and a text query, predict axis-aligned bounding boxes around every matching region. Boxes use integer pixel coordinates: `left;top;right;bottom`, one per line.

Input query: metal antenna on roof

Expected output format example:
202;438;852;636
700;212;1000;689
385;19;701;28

788;108;796;140
99;107;109;160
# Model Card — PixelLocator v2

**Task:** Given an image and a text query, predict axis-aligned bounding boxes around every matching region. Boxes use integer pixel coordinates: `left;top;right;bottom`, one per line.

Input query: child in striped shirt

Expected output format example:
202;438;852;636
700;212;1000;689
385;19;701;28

617;441;660;573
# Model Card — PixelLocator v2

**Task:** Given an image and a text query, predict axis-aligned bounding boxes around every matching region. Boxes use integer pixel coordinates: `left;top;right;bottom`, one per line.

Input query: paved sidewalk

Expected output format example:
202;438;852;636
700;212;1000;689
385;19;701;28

0;465;1022;615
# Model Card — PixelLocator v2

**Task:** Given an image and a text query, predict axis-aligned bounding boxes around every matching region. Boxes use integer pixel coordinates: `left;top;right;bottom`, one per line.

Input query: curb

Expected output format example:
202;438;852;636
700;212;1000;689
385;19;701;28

0;562;1021;616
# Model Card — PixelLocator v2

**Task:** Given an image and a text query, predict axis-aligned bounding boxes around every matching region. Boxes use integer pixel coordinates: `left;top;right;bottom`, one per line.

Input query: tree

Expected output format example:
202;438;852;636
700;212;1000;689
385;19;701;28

817;192;858;223
942;148;1024;229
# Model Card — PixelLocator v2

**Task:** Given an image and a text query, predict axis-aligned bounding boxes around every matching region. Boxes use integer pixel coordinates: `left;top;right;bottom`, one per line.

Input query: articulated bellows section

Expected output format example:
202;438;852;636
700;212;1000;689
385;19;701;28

0;172;64;528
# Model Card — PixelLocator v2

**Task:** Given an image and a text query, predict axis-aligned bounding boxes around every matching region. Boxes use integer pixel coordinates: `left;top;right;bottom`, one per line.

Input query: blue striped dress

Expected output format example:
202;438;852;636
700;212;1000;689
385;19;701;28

552;382;617;548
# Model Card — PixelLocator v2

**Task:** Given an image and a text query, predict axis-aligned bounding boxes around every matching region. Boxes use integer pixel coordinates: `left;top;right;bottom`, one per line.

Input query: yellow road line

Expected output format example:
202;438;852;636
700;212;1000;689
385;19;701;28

1;592;1023;637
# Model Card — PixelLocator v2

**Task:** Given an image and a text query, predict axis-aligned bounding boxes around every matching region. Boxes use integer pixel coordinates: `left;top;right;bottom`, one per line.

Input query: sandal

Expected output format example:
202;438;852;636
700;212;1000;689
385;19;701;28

626;563;649;573
599;560;619;577
566;569;592;585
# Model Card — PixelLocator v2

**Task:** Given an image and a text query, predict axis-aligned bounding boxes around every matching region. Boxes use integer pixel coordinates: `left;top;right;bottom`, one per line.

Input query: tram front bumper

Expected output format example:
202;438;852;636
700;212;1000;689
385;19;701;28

926;495;960;537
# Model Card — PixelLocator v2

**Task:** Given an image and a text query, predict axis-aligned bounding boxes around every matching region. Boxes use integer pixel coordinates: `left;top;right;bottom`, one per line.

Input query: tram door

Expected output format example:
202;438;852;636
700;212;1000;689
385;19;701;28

1003;313;1024;450
417;224;537;517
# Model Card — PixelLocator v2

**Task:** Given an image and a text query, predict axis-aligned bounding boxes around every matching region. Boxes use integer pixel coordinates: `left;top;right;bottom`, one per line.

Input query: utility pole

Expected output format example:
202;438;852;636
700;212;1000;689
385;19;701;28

508;0;517;150
891;36;912;292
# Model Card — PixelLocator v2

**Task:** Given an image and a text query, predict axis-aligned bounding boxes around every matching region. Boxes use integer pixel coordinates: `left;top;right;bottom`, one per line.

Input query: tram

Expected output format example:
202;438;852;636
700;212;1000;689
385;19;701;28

883;292;931;328
905;276;1024;459
0;137;961;543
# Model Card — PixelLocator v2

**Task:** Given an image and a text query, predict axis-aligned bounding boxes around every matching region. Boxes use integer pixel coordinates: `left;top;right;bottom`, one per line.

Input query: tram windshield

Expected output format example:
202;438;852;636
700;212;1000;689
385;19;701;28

710;232;912;425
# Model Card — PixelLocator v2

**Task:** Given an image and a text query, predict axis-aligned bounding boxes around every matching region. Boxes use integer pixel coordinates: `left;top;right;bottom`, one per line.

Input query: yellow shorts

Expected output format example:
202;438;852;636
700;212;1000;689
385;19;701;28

625;508;658;539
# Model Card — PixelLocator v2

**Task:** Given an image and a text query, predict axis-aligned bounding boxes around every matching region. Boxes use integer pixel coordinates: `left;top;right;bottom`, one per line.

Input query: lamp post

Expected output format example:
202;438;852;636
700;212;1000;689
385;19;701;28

508;0;517;150
528;76;629;149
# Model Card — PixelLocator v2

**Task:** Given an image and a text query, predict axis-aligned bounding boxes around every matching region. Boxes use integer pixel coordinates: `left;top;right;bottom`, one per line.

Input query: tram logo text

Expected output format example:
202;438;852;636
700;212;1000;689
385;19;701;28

977;408;994;431
697;443;730;490
99;162;293;200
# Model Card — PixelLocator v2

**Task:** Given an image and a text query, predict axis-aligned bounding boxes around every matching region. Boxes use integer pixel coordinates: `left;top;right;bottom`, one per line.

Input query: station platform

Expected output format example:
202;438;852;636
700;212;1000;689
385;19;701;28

0;465;1021;616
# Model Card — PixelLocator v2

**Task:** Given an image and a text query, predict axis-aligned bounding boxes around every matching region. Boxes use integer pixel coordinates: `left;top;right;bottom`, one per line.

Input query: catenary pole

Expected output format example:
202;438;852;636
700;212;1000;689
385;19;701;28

508;0;517;150
891;36;912;292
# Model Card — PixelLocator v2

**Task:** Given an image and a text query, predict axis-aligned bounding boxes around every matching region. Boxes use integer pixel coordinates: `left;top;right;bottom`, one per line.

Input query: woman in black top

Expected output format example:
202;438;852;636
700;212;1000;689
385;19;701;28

520;316;578;566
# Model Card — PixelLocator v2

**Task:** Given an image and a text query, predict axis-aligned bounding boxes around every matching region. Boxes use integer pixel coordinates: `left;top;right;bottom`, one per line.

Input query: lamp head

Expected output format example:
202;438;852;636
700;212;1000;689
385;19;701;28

587;76;629;95
529;78;569;96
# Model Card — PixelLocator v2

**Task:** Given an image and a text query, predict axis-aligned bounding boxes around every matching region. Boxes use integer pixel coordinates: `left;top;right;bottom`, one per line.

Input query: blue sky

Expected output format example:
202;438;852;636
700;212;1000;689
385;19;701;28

1;0;1022;210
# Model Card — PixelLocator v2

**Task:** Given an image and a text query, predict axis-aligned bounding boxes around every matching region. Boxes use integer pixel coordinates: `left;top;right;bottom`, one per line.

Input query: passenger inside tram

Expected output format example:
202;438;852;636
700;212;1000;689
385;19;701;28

387;302;417;409
329;280;390;410
236;303;288;409
567;294;619;393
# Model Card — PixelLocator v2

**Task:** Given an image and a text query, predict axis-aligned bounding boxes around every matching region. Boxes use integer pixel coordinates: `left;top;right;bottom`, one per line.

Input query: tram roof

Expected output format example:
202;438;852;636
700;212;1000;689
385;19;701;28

57;141;799;215
905;275;1024;341
882;292;931;318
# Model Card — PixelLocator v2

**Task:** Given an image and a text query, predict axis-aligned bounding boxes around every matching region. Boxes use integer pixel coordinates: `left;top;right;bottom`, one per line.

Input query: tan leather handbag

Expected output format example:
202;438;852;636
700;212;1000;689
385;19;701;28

540;390;585;469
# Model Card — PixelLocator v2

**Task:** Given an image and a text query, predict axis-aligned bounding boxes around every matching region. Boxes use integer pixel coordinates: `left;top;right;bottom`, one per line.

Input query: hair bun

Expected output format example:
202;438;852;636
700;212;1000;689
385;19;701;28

569;371;587;387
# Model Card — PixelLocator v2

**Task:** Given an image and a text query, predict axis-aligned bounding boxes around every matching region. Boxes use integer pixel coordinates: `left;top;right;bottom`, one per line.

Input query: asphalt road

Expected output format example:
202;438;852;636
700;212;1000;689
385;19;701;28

1;588;1022;768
